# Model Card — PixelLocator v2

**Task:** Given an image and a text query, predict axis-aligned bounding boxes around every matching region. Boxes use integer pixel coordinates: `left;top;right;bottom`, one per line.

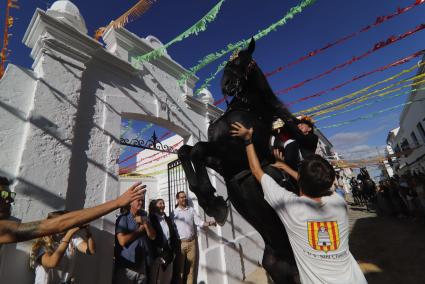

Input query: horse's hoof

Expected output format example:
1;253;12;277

211;197;229;226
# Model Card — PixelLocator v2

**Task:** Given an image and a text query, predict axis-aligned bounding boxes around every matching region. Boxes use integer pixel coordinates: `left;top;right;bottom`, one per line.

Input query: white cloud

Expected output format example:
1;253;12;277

335;144;387;160
330;132;371;147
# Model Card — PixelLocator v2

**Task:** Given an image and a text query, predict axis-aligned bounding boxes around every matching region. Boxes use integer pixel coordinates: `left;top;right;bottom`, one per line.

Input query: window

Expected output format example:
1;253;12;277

394;144;401;153
417;122;425;143
411;132;419;146
400;139;410;151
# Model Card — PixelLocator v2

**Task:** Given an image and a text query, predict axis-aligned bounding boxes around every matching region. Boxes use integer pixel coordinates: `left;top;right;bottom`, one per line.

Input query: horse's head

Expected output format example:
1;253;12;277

221;38;257;97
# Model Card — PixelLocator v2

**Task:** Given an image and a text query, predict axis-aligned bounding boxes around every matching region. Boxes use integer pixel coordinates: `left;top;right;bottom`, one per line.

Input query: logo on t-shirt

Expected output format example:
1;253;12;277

307;221;340;252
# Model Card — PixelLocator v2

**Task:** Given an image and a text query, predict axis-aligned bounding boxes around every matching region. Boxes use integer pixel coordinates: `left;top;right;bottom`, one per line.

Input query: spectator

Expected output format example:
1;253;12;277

230;122;367;284
30;211;96;284
172;191;216;284
0;177;145;244
413;174;425;217
148;199;178;284
114;189;156;284
334;180;346;201
388;178;408;218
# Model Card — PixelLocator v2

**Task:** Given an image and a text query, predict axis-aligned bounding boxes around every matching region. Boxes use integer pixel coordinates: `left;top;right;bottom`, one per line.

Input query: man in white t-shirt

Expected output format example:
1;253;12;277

231;122;367;284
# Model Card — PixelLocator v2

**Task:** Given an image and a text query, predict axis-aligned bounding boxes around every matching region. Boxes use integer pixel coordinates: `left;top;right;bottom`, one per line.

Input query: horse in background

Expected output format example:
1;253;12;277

178;38;298;283
357;167;376;211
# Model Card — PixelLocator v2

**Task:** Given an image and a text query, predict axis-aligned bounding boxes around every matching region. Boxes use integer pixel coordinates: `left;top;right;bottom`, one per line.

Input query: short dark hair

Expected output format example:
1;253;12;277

176;191;185;199
0;176;11;186
298;155;335;198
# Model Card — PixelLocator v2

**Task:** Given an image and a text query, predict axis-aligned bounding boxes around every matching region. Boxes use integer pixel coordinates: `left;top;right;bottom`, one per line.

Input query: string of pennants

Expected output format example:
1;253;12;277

301;62;425;116
275;24;425;96
330;145;424;168
117;0;425;167
0;0;19;79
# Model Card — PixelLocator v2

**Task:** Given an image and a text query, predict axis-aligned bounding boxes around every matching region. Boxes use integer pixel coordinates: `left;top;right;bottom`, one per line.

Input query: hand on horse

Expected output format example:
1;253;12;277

230;122;253;141
273;148;285;163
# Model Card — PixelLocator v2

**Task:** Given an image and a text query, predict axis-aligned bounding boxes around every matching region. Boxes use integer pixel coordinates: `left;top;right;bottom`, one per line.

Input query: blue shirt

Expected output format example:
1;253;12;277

114;210;149;269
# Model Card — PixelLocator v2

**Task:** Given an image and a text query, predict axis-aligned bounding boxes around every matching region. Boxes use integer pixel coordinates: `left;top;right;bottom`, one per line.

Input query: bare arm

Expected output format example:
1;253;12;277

273;162;299;181
143;222;156;240
0;183;145;244
272;149;299;181
116;229;144;247
40;227;80;268
230;122;264;183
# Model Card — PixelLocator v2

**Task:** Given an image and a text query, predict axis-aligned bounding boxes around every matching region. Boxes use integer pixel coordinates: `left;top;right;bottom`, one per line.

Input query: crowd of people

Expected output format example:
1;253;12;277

0;176;216;284
112;190;216;284
376;171;425;221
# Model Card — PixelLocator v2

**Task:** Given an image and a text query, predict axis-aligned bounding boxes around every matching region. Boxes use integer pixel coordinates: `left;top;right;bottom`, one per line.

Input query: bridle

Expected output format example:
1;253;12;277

224;56;257;105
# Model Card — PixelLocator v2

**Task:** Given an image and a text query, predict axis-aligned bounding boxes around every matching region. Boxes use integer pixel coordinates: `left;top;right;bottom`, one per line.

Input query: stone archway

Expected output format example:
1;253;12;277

0;2;265;283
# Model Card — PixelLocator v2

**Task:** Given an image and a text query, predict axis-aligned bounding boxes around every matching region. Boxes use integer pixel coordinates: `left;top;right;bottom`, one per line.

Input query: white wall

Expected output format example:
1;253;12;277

392;80;425;174
0;2;265;284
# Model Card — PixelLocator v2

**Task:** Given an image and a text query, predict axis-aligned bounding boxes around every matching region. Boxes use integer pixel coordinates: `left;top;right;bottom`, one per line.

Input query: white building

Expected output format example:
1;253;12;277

0;1;272;283
385;57;425;175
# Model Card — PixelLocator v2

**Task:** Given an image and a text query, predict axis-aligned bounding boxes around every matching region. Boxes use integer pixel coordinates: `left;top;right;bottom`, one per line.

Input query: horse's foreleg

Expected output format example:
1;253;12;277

190;142;228;225
178;145;198;189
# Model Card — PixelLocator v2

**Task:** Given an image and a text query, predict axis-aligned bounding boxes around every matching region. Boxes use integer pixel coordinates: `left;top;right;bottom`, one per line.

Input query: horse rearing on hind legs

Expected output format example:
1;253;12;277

178;38;299;283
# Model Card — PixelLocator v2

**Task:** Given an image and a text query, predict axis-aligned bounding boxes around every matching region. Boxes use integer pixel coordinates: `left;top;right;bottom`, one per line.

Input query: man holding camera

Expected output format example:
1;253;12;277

114;188;156;284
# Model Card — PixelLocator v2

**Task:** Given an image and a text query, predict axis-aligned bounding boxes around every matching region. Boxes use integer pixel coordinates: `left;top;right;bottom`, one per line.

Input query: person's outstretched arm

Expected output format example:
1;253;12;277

231;122;298;209
0;182;146;244
272;149;299;181
230;122;264;182
39;227;80;268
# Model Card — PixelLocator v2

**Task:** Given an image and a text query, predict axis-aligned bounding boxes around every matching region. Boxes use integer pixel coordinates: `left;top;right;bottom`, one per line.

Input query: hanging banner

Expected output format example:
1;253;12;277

264;0;425;77
120;140;183;172
196;60;227;97
276;24;425;95
286;50;424;106
133;0;226;64
318;102;411;129
178;0;317;85
315;86;425;122
309;71;425;117
95;0;157;41
296;61;425;115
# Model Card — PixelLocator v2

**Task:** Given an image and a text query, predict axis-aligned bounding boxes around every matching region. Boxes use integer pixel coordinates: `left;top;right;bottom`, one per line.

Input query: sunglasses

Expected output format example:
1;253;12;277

0;191;16;204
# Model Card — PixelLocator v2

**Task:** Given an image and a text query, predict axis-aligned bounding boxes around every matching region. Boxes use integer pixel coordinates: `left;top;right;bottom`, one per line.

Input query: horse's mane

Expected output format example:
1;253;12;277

249;62;292;120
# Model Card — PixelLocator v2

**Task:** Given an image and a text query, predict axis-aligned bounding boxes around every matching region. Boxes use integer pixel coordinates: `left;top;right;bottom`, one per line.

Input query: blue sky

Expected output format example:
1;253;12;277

2;0;425;171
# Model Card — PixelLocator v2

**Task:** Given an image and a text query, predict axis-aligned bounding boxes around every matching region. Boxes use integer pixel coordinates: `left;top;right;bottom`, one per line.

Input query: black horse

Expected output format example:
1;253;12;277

178;38;298;283
357;167;376;210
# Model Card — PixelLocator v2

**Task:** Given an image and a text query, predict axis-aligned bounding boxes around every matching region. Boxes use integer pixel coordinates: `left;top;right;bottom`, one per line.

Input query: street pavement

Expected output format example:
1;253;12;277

241;199;425;284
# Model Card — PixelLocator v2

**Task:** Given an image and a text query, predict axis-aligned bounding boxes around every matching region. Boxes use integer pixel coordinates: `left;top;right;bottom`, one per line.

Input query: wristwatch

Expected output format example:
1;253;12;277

244;138;252;146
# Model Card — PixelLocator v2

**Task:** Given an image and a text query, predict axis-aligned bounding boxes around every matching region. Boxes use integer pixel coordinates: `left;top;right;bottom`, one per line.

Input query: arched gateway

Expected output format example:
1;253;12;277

0;1;265;283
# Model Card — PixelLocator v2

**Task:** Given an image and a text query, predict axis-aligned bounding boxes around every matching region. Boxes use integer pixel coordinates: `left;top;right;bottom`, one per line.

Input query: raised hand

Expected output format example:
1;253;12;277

273;148;285;162
116;182;146;207
230;122;253;141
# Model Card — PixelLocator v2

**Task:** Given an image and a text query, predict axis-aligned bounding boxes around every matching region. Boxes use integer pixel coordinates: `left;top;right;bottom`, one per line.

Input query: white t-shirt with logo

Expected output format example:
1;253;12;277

34;236;83;284
261;174;367;284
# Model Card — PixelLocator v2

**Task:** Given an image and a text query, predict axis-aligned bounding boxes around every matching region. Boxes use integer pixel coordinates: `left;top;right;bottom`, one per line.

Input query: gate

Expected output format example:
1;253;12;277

167;159;189;214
